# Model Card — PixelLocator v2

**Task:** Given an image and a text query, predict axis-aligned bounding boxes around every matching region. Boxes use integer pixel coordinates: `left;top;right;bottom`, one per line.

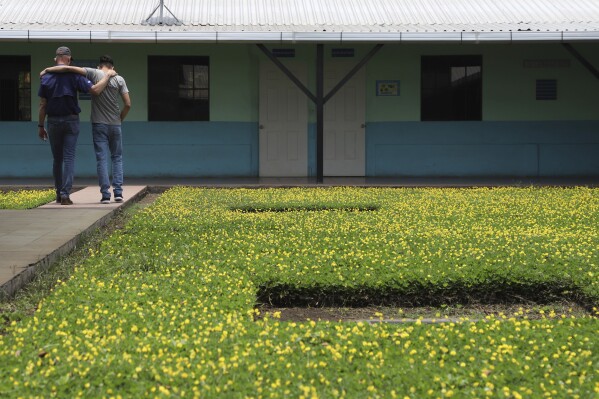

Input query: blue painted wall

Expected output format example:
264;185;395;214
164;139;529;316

123;122;258;177
0;122;258;178
2;120;597;178
366;121;599;176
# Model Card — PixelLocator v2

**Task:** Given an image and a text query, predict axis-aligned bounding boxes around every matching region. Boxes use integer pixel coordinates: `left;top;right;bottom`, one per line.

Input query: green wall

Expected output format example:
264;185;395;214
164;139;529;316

365;43;599;121
483;43;599;120
0;42;259;122
1;41;597;124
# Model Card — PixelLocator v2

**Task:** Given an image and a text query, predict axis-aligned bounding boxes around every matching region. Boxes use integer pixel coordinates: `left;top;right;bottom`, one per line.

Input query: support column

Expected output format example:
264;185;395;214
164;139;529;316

316;44;324;183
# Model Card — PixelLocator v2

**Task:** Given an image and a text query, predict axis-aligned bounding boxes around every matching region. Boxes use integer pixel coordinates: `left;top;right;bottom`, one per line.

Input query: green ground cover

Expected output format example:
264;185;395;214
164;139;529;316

1;187;598;398
0;189;55;209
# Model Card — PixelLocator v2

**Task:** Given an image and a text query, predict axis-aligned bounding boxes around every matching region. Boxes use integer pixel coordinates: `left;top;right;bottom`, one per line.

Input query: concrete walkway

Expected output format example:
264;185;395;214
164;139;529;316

0;186;146;298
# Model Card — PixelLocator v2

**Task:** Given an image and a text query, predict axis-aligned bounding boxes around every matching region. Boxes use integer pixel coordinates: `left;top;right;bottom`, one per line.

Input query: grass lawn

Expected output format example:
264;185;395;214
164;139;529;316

1;187;598;398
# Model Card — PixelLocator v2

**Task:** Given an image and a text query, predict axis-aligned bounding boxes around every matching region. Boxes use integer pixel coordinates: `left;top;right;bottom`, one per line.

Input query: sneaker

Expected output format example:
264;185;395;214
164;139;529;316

100;197;111;204
114;195;123;203
60;196;73;205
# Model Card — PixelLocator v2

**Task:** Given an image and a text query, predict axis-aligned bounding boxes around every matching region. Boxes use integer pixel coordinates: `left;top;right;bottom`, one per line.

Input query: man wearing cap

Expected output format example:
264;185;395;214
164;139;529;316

38;46;116;205
42;54;131;204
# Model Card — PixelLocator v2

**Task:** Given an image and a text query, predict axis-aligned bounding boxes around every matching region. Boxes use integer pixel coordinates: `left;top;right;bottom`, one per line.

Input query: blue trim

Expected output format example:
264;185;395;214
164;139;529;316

0;121;258;178
123;122;258;177
366;121;599;176
2;120;598;178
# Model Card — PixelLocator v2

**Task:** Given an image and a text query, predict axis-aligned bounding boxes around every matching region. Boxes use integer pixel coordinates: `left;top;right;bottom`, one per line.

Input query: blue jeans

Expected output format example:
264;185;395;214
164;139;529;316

47;115;80;198
92;123;123;198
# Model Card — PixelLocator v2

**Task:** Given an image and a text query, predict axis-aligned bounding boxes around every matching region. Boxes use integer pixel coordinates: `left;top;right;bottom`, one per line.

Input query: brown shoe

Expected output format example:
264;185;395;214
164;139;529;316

60;196;73;205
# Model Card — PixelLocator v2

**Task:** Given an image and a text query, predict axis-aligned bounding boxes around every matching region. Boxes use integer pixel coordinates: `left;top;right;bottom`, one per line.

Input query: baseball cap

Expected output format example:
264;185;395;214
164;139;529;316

55;46;72;58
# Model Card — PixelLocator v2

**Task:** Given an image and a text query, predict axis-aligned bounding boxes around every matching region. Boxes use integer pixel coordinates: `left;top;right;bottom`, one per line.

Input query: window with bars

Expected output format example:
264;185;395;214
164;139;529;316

0;56;31;121
421;55;482;121
148;56;209;121
536;79;557;100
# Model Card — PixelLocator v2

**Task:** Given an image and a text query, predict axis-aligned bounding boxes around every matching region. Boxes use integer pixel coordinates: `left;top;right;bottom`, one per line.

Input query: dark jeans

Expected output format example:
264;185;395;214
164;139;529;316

47;115;80;198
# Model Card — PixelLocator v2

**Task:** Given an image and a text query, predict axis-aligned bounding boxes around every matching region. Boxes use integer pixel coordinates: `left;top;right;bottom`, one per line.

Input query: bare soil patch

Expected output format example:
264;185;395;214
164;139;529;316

255;301;591;322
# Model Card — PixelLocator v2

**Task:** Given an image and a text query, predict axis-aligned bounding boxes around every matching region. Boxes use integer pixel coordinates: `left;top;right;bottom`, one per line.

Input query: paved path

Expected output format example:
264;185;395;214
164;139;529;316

0;186;146;298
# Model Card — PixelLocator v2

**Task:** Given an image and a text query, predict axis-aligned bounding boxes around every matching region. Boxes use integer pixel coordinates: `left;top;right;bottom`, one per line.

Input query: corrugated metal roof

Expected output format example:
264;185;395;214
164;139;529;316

1;0;598;42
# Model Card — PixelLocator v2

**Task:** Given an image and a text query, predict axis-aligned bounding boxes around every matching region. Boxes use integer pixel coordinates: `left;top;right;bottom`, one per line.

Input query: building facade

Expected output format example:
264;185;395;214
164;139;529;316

1;0;598;178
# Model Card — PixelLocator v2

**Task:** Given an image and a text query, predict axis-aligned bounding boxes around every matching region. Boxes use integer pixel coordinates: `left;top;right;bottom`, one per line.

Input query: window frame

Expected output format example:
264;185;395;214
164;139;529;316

420;55;483;122
147;55;210;121
0;55;31;121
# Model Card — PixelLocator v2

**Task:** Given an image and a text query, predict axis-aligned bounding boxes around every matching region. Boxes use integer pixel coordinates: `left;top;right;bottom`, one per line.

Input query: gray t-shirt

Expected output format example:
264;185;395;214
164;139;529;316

85;67;129;125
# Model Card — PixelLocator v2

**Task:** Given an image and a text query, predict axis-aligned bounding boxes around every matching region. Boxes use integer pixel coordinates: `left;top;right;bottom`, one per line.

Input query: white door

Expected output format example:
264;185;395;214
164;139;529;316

259;62;308;177
324;62;366;176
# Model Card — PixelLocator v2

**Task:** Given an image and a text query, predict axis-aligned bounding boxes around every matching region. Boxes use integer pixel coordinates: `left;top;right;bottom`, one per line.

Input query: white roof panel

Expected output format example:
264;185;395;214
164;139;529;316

0;0;598;42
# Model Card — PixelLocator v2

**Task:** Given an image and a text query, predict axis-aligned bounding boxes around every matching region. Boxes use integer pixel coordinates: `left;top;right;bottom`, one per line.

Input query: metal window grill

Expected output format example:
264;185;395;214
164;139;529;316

536;79;557;100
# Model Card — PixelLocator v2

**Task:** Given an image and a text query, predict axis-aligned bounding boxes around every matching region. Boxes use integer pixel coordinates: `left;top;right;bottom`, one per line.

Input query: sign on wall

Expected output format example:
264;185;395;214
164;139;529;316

332;48;355;57
376;80;400;96
523;59;570;68
272;49;295;58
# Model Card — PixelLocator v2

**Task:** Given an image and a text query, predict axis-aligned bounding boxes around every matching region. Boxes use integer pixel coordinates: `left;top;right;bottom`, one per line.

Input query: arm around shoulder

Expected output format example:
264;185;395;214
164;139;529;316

40;65;86;77
89;69;117;96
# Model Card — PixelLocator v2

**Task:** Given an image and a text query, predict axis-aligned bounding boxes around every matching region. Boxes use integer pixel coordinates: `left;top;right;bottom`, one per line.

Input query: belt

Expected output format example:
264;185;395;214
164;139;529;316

47;114;79;119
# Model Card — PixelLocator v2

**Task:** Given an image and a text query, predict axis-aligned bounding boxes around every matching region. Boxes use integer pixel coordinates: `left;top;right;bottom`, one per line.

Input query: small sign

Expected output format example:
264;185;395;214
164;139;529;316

376;80;400;96
523;59;570;68
332;48;355;57
272;48;295;58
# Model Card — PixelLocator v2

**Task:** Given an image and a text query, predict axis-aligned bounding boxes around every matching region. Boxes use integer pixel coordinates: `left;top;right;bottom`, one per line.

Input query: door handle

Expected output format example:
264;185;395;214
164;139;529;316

361;123;366;128
259;125;265;129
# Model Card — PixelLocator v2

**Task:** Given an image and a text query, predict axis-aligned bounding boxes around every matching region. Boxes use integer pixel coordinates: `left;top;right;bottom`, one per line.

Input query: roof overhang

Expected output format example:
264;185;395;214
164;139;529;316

1;29;599;43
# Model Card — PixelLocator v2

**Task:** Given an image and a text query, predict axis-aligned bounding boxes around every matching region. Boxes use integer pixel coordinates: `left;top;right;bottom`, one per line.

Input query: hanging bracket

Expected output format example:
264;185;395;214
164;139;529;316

143;0;182;26
562;43;599;81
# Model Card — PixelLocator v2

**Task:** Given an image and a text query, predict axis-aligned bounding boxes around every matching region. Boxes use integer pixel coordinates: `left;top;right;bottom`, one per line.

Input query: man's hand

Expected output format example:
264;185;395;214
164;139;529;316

38;126;48;141
106;69;117;78
38;98;48;141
